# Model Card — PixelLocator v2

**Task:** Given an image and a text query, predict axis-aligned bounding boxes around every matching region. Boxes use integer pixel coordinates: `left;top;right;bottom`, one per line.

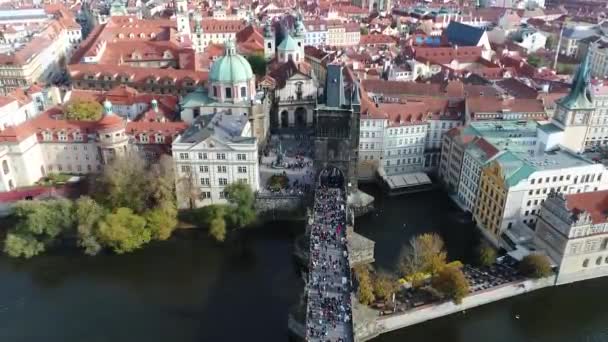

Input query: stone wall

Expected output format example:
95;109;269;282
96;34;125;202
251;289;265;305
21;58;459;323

370;275;556;338
255;194;311;221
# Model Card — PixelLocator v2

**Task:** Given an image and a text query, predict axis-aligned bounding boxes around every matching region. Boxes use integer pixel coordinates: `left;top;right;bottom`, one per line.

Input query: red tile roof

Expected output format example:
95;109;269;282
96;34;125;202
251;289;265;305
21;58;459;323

566;190;608;225
467;96;545;115
360;34;397;46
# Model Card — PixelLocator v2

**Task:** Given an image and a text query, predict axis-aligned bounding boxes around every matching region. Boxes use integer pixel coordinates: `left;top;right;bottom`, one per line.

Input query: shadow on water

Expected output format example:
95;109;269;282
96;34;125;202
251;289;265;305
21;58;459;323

355;184;481;271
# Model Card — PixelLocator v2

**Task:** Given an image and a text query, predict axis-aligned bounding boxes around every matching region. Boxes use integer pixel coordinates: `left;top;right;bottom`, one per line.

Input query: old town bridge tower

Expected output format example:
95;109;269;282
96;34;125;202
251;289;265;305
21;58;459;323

313;64;361;194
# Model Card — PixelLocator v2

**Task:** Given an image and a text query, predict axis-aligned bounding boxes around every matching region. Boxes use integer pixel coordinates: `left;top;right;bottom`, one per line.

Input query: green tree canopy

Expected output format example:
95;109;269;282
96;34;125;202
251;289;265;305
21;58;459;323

75;196;107;256
4;199;74;258
4;233;45;258
97;208;151;254
65;99;103;121
225;182;256;229
519;254;552;278
145;207;178;241
527;55;542;67
246;54;267;77
431;265;469;304
92;154;151;213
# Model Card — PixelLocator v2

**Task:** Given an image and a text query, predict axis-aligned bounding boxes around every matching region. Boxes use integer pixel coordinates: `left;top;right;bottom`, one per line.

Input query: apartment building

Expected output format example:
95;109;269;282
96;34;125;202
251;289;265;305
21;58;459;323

474;149;608;248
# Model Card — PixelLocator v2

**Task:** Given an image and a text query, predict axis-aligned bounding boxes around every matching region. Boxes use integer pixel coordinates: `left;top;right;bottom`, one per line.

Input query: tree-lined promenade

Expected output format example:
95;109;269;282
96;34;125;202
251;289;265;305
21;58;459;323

3;154;257;258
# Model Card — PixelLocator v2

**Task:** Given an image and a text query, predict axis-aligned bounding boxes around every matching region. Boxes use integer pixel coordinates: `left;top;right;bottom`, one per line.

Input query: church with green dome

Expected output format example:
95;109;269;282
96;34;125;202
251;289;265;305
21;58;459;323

208;40;256;103
179;41;270;142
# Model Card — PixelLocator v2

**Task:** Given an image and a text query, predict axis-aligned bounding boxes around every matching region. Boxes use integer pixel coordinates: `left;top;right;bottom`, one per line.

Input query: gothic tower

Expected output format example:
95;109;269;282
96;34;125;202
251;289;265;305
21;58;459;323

313;64;360;193
552;52;594;153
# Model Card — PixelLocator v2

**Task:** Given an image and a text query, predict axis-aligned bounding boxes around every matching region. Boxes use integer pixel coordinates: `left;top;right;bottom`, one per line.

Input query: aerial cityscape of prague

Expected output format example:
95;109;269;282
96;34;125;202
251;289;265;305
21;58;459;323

0;0;608;340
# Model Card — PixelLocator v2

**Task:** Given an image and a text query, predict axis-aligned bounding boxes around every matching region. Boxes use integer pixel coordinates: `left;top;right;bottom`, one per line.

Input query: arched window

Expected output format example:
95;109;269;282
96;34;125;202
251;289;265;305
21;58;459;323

583;259;589;267
213;86;218;97
240;86;246;98
1;160;8;175
8;179;14;190
597;257;602;266
225;87;232;98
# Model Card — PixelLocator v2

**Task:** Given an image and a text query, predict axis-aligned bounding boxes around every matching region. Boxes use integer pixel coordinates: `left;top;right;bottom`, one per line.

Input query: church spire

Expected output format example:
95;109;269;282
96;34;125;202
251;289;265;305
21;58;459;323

560;51;593;109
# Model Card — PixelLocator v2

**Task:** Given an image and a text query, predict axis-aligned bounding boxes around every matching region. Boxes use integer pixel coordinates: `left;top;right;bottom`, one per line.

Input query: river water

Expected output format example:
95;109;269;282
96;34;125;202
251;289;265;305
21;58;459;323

0;187;607;342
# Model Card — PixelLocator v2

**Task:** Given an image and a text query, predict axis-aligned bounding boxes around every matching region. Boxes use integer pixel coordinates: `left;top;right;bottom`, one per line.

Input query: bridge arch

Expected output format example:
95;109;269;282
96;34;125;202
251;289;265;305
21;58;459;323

317;166;345;189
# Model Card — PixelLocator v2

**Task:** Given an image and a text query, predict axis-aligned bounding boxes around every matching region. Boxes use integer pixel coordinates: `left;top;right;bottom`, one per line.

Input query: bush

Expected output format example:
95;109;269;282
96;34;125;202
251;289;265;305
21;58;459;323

477;243;497;267
519;254;552;278
268;174;289;191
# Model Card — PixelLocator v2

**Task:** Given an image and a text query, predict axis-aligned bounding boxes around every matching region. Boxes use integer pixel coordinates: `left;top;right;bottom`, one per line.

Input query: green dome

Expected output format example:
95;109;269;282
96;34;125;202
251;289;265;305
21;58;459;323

278;34;299;52
209;42;254;83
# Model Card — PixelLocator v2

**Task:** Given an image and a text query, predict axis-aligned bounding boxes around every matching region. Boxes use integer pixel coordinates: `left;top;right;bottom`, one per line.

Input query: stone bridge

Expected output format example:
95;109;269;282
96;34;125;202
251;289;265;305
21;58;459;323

304;185;354;341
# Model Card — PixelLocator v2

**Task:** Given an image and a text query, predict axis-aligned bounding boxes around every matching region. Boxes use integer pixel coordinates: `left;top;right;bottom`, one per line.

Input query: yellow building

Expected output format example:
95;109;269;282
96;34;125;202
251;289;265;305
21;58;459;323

474;159;508;244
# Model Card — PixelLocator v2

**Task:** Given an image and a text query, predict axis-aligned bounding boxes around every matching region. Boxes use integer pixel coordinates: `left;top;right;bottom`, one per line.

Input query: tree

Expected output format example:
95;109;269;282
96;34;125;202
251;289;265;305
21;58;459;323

431;265;469;304
4;233;45;258
209;213;227;242
93;155;150;213
373;272;398;302
4;199;74;258
360;27;369;35
225;182;257;229
527;55;542;67
147;155;176;211
65;99;103;121
177;168;201;210
519;254;552;278
97;208;151;254
477;242;497;267
354;265;375;305
246;54;267;77
145;207;178;241
75;196;106;256
399;233;447;276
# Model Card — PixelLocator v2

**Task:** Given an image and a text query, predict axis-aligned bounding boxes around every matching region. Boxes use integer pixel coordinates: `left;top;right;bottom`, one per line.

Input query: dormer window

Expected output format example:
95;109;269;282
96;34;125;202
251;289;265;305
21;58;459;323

155;134;164;143
43;131;52;141
73;132;83;141
140;133;149;143
163;50;173;59
58;131;67;142
129;33;135;38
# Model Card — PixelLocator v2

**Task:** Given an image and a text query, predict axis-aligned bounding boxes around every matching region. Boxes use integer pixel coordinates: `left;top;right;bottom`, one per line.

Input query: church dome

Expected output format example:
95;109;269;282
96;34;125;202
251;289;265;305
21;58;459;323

209;41;254;84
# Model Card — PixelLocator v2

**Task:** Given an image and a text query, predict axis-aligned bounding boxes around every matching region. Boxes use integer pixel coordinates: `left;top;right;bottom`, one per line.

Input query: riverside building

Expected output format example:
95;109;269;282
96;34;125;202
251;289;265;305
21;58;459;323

535;190;608;285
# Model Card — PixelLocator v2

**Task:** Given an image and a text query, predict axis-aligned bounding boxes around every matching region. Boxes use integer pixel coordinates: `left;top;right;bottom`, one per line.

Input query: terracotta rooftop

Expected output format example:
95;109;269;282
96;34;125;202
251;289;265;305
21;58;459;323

566;190;608;225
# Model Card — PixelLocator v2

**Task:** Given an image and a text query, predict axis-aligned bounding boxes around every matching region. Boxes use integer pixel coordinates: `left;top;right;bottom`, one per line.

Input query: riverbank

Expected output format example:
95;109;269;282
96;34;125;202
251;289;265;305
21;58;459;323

356;275;556;341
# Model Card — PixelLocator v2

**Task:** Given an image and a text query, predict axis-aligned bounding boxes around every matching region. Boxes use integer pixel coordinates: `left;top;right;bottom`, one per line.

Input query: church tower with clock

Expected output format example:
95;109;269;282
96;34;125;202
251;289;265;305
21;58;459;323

552;53;594;153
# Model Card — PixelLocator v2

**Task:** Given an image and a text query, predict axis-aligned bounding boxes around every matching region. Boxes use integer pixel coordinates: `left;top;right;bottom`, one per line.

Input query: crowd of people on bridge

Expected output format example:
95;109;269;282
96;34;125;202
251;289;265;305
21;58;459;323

306;181;353;342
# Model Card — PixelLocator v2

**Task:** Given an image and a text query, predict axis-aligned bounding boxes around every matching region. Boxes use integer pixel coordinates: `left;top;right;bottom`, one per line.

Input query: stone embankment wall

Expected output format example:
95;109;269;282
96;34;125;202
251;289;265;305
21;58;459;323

375;276;556;338
255;194;311;221
355;275;556;341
